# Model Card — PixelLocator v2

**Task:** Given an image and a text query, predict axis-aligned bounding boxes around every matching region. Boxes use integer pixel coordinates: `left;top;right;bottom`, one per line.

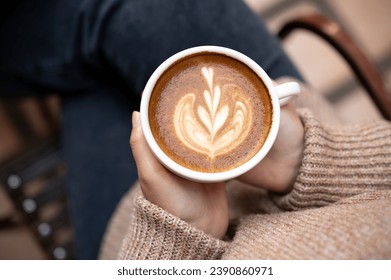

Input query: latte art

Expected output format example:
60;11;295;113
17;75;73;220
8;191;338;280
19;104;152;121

174;67;252;158
149;53;272;172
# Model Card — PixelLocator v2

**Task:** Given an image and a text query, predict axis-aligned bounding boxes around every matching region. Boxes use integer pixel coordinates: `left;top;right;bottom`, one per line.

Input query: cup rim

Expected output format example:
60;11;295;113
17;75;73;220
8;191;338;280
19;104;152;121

140;45;280;182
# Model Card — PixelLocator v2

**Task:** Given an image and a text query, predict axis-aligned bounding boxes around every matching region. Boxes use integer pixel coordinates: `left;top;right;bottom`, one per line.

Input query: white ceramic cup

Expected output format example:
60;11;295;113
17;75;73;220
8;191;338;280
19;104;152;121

140;46;301;182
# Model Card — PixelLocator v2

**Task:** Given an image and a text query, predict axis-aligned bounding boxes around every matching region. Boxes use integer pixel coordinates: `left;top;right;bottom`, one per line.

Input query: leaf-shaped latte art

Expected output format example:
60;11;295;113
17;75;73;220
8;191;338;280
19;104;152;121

174;67;252;158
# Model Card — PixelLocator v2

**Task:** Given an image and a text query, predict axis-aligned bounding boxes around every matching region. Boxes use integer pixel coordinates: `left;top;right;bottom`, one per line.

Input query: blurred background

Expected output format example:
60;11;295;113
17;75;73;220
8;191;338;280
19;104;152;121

246;0;391;122
1;0;390;259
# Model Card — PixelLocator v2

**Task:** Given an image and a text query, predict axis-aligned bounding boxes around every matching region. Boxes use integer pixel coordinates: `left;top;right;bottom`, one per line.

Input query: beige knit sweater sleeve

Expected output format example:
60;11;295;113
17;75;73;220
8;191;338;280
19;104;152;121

114;108;391;260
118;195;228;259
273;109;391;211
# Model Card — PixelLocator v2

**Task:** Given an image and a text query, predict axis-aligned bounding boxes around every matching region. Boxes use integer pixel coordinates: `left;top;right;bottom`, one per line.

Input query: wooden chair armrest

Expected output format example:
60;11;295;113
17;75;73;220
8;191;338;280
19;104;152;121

278;13;391;120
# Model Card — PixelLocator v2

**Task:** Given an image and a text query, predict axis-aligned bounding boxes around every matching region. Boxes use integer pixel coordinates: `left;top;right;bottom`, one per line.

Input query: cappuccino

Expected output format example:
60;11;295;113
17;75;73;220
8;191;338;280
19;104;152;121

149;52;272;172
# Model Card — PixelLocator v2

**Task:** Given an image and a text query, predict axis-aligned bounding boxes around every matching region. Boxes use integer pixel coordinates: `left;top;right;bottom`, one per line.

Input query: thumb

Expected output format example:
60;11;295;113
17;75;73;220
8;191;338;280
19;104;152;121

130;111;167;180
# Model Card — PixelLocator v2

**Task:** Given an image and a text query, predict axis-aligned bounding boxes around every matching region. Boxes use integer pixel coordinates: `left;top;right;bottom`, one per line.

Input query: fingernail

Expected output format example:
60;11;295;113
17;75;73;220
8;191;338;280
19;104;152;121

132;111;140;128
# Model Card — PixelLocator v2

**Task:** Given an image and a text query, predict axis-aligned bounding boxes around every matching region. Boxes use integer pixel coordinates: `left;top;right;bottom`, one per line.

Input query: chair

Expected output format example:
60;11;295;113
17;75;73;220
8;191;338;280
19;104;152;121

278;13;391;121
0;96;75;259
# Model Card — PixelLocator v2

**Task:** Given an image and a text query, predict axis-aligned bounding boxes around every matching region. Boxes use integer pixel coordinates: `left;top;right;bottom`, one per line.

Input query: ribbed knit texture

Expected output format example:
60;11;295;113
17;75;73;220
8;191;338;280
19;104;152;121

99;81;391;260
224;191;391;259
272;109;391;211
118;196;228;260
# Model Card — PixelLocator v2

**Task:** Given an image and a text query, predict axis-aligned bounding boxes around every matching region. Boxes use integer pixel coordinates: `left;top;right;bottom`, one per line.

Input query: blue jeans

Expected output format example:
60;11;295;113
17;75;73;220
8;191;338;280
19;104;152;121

0;0;301;259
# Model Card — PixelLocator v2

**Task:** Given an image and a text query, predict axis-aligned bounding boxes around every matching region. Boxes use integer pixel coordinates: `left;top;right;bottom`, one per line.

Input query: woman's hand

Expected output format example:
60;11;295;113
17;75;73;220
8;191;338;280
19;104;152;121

238;102;305;193
130;111;229;239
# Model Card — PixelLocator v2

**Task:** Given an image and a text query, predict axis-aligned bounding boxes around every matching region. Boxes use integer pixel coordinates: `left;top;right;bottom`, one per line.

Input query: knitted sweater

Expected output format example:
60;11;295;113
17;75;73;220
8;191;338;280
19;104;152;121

99;83;391;260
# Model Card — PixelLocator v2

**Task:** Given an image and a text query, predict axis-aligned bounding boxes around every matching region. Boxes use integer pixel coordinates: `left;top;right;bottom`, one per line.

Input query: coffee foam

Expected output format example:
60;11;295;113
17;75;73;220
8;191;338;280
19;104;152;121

149;53;272;172
174;67;252;158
